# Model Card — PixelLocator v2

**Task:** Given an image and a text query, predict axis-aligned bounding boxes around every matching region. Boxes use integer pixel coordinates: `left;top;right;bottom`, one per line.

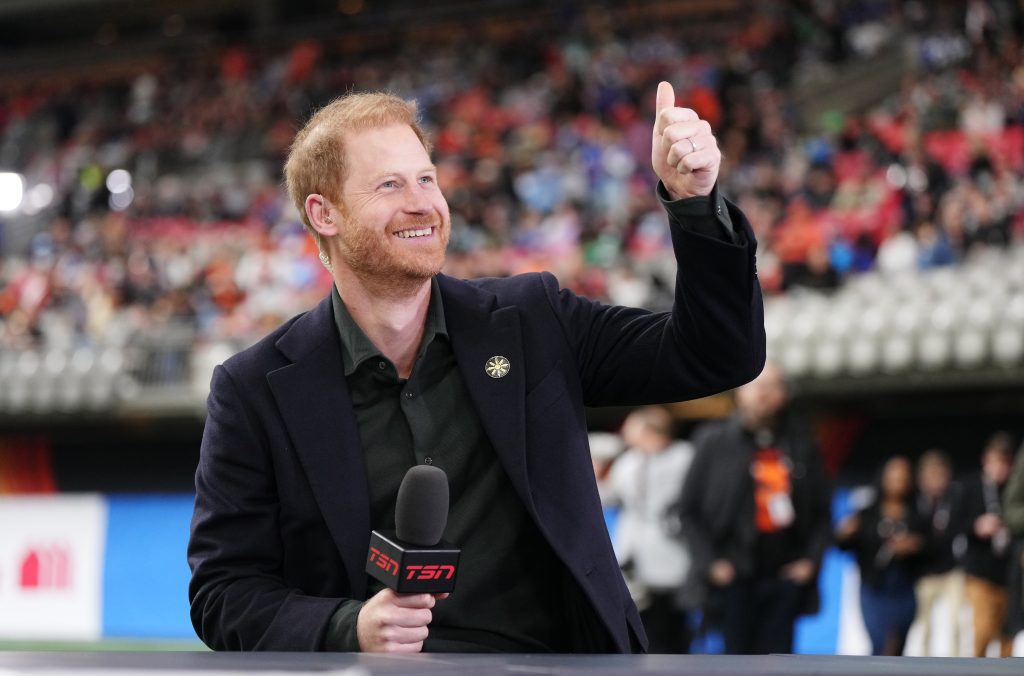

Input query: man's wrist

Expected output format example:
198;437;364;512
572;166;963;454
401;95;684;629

323;599;365;651
656;180;736;241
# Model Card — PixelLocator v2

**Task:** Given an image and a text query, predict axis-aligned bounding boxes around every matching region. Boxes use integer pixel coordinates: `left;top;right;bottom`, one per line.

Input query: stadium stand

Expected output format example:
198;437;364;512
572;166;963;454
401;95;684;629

1;0;1021;416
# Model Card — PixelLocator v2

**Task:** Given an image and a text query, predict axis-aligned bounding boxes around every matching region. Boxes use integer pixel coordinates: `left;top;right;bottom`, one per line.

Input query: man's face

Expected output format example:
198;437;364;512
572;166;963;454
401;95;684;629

982;448;1012;485
882;457;913;498
735;363;788;428
332;124;450;287
917;460;950;498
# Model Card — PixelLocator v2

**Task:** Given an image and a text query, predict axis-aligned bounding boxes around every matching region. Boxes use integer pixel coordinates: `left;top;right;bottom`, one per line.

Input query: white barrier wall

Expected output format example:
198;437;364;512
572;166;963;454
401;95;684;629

0;495;107;640
0;492;1019;654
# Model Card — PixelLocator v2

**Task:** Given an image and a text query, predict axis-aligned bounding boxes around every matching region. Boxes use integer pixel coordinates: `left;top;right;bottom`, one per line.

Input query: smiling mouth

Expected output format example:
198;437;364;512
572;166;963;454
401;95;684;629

393;227;436;239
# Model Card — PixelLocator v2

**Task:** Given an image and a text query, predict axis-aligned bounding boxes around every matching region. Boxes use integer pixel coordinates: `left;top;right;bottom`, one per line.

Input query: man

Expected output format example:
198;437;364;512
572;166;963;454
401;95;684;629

911;449;964;656
602;406;696;653
187;82;765;653
678;362;830;654
1003;442;1024;647
960;432;1016;657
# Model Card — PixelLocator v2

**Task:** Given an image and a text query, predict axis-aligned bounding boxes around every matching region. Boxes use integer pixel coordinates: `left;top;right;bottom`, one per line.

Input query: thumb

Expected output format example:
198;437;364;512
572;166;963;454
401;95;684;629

655;81;675;116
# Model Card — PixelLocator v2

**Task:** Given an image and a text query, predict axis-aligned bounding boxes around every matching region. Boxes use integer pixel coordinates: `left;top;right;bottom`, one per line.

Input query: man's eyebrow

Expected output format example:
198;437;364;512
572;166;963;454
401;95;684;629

366;165;438;183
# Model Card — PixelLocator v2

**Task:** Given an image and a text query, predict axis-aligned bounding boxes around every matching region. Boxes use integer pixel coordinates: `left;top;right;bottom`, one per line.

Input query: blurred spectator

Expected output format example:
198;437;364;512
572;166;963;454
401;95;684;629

678;363;831;654
914;221;957;268
836;456;925;656
588;431;624;504
601;406;696;654
782;243;841;292
959;431;1017;657
911;449;964;656
1002;443;1024;643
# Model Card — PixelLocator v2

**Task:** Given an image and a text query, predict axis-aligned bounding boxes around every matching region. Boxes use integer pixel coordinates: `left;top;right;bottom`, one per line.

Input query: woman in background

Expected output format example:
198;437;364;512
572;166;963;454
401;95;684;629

836;456;926;655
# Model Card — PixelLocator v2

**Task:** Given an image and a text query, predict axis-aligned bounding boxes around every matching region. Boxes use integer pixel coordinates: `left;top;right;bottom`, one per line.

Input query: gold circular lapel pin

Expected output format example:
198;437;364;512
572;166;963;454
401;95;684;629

485;355;510;379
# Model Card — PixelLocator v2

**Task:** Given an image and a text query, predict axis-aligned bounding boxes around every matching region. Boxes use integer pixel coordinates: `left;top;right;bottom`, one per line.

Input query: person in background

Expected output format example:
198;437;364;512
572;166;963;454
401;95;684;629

1002;443;1024;649
602;406;696;654
960;432;1017;657
590;431;625;505
911;449;964;655
678;362;831;654
836;456;925;656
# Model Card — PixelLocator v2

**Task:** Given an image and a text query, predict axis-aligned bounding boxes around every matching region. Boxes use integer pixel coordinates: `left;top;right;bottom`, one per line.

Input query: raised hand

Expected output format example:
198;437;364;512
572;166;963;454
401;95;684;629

651;81;721;200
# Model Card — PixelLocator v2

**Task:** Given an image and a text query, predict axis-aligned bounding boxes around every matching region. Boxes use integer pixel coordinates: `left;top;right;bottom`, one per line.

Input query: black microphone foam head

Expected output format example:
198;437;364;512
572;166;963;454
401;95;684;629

395;464;449;546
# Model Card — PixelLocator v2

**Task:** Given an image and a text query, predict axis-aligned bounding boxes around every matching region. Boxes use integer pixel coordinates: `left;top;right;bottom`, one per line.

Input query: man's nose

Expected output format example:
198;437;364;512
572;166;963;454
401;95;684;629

402;183;431;213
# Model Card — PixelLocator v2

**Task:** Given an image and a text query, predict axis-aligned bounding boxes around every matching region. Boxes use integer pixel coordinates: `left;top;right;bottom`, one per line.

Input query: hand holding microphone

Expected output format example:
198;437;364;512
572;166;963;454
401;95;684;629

356;587;438;653
357;465;459;653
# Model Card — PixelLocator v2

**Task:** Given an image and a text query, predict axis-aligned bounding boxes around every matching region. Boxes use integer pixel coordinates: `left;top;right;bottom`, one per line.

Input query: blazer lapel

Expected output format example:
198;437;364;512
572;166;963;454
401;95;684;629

266;297;370;599
438;275;535;517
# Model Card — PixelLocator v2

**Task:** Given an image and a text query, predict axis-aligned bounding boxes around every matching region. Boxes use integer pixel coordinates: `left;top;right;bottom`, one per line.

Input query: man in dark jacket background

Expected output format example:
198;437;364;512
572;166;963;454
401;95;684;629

678;362;831;654
912;449;964;656
959;432;1017;657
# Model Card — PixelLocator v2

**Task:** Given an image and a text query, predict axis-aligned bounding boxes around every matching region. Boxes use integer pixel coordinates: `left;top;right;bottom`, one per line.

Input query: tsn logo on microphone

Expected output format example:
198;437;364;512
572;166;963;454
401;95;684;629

405;564;455;581
367;548;454;581
365;531;460;594
367;546;399;577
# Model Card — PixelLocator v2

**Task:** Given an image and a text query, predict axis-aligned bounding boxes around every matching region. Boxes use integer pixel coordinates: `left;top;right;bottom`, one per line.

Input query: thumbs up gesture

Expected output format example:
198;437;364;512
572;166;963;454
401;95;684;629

652;81;720;200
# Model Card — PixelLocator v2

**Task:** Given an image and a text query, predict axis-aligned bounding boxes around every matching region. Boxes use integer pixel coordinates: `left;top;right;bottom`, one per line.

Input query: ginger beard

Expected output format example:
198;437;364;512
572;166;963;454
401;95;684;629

333;207;451;296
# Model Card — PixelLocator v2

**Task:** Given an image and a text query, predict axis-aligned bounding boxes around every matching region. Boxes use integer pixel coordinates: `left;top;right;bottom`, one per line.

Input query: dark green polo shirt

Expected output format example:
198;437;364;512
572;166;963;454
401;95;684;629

324;278;570;652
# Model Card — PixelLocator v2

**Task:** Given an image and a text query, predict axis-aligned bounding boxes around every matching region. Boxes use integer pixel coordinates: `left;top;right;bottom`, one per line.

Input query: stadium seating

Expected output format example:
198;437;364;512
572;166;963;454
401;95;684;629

0;0;1021;411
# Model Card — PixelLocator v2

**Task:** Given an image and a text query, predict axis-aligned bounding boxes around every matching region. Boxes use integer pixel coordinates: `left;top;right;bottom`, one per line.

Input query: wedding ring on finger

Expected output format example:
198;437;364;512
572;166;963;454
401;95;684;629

687;136;700;153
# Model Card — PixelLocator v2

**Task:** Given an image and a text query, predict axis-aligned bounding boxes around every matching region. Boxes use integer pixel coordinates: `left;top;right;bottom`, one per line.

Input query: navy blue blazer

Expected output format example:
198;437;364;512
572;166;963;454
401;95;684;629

187;201;765;652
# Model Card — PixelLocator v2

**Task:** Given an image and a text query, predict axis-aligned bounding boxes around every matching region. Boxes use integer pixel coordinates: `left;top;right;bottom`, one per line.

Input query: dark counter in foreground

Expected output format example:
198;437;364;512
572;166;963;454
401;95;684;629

0;652;1021;675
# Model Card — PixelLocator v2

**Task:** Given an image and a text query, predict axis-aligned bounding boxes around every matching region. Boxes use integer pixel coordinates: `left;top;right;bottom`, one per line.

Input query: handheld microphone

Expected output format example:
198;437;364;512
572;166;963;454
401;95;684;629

365;465;460;594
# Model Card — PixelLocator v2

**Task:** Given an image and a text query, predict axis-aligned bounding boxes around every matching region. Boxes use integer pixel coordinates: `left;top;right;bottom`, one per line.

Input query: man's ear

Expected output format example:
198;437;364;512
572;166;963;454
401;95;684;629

305;194;340;236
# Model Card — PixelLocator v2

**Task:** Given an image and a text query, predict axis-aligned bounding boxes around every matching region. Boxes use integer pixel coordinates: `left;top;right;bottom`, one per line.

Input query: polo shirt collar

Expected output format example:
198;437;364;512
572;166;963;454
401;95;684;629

331;277;448;377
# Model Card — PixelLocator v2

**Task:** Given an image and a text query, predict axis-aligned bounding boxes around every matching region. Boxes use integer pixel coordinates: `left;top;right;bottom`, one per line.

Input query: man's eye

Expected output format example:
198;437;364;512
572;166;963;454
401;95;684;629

381;180;398;189
419;176;435;184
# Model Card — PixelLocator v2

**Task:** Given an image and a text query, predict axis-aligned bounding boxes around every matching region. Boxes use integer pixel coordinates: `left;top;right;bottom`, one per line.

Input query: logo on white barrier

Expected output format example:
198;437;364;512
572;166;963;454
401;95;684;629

0;495;106;640
19;544;73;591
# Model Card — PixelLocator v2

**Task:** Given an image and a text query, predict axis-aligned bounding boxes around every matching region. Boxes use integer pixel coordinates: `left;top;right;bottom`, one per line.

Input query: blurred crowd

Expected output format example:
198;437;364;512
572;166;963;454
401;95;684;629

594;363;1024;655
1;0;1023;355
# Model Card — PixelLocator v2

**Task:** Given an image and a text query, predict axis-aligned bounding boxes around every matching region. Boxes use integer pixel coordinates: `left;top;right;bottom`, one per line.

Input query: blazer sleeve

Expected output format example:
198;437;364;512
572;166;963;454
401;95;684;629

187;364;345;650
799;440;834;567
834;506;867;554
1004;452;1024;535
676;425;717;575
956;478;986;544
541;198;765;407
